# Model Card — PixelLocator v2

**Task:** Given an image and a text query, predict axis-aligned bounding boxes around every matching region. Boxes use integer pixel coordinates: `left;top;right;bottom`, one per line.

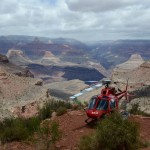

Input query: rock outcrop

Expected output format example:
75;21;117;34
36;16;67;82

115;54;144;70
41;51;60;65
0;53;34;78
112;54;144;83
35;80;43;86
111;54;150;114
0;54;9;63
14;69;34;78
7;49;32;66
127;61;150;86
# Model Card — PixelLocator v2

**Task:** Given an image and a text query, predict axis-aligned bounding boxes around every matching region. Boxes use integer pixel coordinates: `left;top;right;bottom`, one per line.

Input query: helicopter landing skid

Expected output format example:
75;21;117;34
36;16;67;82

85;118;97;124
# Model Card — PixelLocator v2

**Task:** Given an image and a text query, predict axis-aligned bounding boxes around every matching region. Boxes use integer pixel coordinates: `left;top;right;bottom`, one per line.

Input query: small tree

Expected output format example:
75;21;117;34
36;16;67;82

36;120;61;150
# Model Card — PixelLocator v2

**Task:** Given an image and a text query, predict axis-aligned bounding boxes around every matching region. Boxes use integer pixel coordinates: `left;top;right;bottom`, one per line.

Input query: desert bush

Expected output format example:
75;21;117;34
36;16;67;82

72;100;85;110
130;86;150;100
36;120;61;150
39;99;72;120
38;101;53;120
79;113;140;150
0;117;40;143
22;117;41;134
0;99;70;144
56;106;67;116
83;101;89;107
129;103;150;117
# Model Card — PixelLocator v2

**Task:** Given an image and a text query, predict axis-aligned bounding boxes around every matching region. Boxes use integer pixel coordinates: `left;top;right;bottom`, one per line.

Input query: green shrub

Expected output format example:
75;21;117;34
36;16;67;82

56;107;67;116
79;113;140;150
38;99;72;120
22;117;41;134
38;102;53;120
36;120;61;150
0;99;71;144
129;103;150;117
83;101;89;107
0;123;29;143
0;117;40;143
130;86;150;99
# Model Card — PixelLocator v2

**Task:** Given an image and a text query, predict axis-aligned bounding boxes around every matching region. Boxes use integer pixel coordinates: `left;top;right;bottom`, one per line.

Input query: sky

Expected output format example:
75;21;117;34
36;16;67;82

0;0;150;41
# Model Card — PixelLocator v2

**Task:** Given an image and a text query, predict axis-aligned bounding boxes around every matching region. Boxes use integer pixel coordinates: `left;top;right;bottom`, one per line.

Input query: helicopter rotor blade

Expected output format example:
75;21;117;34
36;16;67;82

125;78;129;91
118;88;122;92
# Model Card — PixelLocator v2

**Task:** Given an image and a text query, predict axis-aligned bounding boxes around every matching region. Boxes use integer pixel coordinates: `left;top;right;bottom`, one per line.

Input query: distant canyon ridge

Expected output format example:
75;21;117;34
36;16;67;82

0;35;150;82
0;35;150;119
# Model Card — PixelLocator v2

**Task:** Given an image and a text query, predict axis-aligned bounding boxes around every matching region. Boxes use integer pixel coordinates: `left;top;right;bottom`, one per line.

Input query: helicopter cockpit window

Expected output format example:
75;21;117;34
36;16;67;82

96;99;108;110
110;99;116;109
88;97;97;109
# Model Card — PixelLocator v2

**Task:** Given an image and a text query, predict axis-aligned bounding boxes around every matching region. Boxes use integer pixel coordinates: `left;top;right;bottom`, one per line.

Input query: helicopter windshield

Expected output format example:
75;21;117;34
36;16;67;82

96;99;108;110
88;97;97;109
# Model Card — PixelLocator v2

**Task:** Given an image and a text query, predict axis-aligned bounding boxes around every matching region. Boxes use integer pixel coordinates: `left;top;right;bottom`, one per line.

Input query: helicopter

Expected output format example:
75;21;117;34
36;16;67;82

84;79;130;123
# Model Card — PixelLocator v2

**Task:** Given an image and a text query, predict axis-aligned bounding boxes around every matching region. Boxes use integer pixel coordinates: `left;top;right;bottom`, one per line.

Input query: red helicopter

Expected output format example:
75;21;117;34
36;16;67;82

85;79;130;123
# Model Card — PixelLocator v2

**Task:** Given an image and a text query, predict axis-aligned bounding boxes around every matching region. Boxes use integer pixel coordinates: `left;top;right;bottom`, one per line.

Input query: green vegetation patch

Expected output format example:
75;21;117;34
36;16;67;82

131;86;150;99
38;99;72;120
0;117;40;143
129;103;150;117
56;106;67;116
0;99;72;144
79;113;140;150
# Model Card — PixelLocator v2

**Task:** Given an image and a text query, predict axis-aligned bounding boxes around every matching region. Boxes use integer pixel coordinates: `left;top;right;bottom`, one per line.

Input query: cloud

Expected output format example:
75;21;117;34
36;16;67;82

65;0;143;12
0;0;150;41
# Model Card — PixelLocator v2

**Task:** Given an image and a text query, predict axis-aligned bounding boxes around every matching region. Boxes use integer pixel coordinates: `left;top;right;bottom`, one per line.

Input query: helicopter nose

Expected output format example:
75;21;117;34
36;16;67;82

87;110;104;119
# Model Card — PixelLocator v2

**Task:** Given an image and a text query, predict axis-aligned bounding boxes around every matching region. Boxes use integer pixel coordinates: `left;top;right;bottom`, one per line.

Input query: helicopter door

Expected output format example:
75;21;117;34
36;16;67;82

88;96;97;109
96;99;108;110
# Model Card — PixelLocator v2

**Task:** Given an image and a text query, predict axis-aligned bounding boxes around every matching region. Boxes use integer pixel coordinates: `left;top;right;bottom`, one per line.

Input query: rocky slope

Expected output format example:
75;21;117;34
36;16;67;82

112;55;150;114
127;61;150;85
46;79;89;100
27;64;105;83
0;57;49;120
0;54;34;77
111;54;145;84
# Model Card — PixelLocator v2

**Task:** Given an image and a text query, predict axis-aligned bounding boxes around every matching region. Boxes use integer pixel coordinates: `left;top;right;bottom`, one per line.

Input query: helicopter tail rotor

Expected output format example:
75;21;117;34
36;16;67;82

124;78;136;102
125;78;129;102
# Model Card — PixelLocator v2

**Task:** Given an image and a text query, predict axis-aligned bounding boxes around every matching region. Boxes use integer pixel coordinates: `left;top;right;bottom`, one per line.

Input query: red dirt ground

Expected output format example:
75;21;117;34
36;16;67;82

0;110;150;150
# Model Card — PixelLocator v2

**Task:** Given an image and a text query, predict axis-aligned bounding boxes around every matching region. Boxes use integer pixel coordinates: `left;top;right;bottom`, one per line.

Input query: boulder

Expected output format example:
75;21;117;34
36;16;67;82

0;54;9;63
35;80;43;86
15;70;34;78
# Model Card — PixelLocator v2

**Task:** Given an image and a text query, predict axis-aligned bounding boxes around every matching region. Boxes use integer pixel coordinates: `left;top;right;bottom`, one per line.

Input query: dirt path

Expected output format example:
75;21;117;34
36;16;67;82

56;110;94;150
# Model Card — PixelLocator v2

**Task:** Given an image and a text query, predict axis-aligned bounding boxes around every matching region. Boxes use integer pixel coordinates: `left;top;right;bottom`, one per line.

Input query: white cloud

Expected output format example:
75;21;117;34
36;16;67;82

0;0;150;41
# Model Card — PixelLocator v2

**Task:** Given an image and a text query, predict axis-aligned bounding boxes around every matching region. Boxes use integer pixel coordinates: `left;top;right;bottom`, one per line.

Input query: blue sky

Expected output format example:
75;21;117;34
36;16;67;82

0;0;150;41
42;0;58;5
